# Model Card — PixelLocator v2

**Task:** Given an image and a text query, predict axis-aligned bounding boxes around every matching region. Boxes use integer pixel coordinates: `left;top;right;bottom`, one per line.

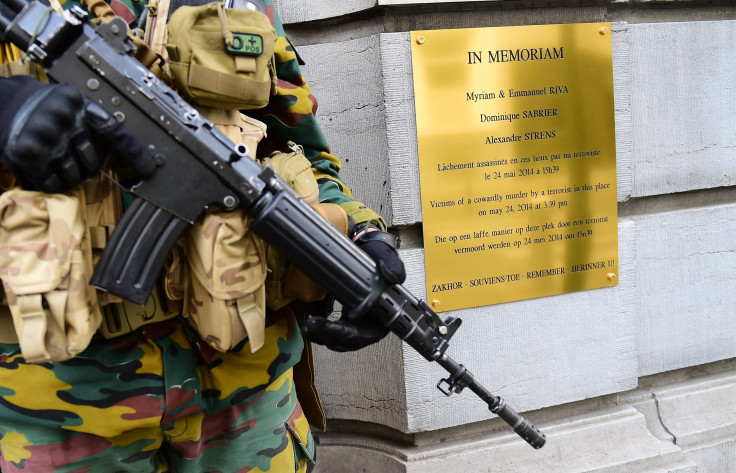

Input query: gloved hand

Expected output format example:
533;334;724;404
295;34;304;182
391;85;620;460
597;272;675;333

0;76;155;193
300;223;405;352
351;223;406;285
301;315;390;352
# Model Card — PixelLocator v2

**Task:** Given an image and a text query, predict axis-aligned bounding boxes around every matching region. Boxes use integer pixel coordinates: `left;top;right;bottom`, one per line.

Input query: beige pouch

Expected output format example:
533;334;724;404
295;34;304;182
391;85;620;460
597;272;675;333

260;146;320;205
0;189;102;362
183;208;267;352
166;2;277;109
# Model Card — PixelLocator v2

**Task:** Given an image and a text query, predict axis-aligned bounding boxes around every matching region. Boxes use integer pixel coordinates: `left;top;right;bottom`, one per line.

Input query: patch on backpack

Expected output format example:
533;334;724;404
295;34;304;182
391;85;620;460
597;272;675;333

226;33;264;56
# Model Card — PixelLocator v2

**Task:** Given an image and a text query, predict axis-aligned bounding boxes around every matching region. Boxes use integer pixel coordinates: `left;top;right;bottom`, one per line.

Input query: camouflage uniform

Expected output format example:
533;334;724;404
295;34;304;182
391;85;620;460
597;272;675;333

0;0;385;471
0;312;310;472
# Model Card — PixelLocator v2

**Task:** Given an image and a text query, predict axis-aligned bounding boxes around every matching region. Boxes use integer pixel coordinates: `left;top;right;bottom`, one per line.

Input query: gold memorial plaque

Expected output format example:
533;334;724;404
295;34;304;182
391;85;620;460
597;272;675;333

411;23;618;312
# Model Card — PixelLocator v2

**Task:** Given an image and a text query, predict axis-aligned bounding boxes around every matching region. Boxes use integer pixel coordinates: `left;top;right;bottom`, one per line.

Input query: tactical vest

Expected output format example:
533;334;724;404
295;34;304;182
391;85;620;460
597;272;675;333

0;1;348;362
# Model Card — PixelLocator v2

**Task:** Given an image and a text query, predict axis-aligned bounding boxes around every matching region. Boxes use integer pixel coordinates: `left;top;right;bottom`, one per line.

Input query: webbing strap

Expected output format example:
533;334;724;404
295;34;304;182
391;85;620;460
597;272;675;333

88;226;109;249
188;62;270;99
16;294;51;362
82;0;117;22
0;61;31;78
235;55;256;73
237;293;265;353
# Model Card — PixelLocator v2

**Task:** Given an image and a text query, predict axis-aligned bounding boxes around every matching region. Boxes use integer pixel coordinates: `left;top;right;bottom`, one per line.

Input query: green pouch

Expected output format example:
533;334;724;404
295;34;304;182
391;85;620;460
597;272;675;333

166;2;277;109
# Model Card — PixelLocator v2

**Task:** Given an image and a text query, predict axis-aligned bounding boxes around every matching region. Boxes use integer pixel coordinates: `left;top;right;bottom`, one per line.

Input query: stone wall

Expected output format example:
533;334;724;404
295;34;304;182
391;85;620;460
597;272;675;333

275;1;736;470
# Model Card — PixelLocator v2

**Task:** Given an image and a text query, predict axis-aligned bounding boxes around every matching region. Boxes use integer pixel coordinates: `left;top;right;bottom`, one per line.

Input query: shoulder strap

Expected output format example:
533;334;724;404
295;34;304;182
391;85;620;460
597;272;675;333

143;0;171;59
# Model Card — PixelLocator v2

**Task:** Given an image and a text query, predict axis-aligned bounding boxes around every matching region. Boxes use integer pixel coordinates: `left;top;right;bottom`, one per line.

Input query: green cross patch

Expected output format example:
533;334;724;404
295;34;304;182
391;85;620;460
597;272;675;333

225;33;264;56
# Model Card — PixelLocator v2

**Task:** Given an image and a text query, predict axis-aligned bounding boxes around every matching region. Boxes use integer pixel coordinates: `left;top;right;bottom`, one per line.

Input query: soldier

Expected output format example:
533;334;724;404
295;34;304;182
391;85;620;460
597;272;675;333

0;0;404;471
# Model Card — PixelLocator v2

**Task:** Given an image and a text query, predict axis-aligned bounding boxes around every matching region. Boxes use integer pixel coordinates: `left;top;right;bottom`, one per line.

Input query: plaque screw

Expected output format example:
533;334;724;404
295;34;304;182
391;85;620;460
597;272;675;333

416;35;426;45
599;26;609;35
431;299;441;308
607;272;616;281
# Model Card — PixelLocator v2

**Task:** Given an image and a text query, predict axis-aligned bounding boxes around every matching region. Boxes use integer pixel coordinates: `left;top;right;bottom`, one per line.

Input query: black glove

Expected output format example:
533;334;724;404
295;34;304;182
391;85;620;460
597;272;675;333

301;315;389;352
300;224;404;352
0;76;155;193
352;223;406;285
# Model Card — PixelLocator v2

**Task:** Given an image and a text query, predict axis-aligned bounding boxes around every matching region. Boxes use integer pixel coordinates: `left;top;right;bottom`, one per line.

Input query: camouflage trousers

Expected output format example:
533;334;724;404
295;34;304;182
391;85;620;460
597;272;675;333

0;310;315;472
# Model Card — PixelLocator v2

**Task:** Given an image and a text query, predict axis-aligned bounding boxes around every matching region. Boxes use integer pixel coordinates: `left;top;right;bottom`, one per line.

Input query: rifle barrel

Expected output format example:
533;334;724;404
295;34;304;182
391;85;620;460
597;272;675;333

437;354;546;449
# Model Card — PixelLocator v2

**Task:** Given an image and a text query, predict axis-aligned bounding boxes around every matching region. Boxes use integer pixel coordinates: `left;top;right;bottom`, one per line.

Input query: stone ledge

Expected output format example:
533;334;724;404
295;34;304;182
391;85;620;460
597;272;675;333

624;367;736;471
313;405;697;472
314;362;736;472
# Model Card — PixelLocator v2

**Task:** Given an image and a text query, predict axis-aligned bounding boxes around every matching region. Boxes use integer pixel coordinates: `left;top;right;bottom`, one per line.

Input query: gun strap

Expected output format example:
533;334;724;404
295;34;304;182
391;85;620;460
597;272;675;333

144;0;171;60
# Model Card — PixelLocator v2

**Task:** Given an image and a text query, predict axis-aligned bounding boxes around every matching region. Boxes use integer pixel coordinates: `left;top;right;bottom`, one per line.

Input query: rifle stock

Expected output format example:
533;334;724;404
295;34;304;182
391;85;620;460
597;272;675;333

1;0;546;449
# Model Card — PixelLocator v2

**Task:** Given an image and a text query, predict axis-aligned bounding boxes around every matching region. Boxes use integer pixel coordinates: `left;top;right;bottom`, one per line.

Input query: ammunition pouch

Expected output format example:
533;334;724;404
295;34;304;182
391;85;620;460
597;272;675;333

166;2;277;110
80;176;122;303
183;208;267;353
263;146;350;311
0;188;102;362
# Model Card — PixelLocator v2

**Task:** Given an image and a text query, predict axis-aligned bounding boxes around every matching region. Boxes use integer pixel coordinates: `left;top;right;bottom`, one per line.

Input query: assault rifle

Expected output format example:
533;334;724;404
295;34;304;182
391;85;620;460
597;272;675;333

0;0;546;449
